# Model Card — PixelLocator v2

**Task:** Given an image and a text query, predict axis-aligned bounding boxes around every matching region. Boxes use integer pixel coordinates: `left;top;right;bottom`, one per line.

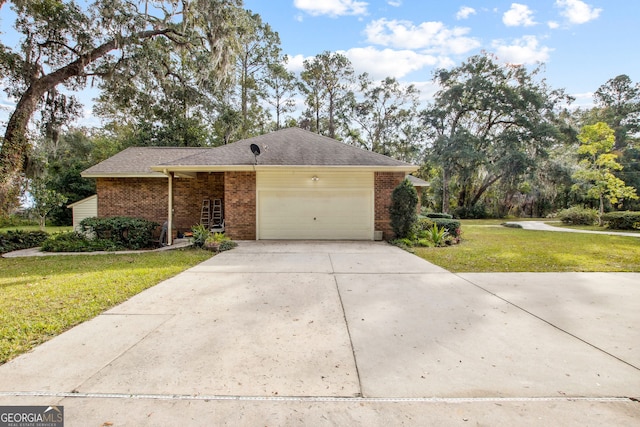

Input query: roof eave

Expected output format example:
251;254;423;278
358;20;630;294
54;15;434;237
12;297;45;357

81;172;168;178
151;164;418;173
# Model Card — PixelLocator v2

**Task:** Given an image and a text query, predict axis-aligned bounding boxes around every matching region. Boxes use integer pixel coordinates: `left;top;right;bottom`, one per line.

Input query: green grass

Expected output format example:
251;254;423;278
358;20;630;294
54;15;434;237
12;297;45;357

415;222;640;272
0;225;73;233
0;249;212;364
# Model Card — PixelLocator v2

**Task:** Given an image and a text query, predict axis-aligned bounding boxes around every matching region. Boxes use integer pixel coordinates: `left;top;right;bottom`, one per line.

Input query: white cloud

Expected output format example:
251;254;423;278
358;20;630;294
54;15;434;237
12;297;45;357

503;3;536;27
293;0;368;17
284;54;307;73
388;0;402;7
555;0;602;24
567;91;594;109
547;21;560;29
286;48;444;81
364;18;480;55
456;6;476;20
492;35;552;65
341;47;448;79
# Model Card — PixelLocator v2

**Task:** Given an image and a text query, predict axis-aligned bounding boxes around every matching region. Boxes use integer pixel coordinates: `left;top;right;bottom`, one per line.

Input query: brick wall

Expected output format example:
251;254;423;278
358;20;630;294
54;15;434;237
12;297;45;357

97;174;225;234
173;172;224;231
97;178;167;224
224;171;256;240
98;171;399;241
374;172;406;240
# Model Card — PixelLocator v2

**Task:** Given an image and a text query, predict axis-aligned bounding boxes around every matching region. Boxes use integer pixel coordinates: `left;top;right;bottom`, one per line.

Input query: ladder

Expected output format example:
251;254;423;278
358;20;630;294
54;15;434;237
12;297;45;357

211;199;223;227
200;199;211;228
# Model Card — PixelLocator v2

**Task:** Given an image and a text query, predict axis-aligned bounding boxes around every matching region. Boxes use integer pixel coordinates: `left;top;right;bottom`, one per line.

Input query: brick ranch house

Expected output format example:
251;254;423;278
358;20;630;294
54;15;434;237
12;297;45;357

81;127;418;244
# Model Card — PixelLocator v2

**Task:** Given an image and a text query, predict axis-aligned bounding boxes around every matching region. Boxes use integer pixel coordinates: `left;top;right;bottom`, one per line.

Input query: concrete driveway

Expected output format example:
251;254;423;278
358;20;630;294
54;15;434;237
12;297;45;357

0;241;638;426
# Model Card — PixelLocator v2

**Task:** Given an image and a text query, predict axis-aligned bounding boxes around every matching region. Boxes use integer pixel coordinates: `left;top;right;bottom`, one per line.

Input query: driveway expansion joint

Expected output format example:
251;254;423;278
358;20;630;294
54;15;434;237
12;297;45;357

1;391;636;404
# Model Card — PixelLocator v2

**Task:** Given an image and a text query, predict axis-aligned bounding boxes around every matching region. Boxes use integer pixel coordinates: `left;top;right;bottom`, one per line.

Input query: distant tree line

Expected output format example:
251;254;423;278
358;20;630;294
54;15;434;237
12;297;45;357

1;0;638;221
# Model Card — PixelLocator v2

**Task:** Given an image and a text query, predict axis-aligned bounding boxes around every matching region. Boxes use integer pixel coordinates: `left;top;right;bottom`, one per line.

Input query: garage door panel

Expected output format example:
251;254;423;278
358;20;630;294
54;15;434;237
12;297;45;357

258;190;373;240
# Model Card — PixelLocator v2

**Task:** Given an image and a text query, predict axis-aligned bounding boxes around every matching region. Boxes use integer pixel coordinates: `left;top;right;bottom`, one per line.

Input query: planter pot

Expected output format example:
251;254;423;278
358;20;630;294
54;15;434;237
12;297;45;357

203;242;220;252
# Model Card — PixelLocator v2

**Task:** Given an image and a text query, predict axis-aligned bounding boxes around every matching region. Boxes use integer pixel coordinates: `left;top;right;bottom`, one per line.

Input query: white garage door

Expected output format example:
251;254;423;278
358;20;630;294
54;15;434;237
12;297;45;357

257;170;374;240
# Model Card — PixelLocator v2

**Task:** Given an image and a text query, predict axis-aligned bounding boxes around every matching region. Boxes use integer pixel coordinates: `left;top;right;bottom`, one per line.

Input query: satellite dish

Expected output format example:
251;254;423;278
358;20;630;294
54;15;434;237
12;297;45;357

250;144;261;156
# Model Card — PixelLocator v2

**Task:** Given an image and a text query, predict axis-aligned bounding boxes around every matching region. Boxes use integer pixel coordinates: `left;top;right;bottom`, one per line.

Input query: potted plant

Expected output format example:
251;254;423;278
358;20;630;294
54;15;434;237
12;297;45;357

203;232;237;252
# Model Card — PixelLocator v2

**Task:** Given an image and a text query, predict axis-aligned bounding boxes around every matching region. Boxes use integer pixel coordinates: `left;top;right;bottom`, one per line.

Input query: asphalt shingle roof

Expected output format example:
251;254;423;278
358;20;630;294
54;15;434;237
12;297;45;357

163;127;413;167
82;128;414;176
82;147;210;176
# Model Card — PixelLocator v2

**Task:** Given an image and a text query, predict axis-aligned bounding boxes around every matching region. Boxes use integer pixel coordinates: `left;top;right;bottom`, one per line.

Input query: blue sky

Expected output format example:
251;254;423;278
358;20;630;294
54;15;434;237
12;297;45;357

245;0;635;108
1;0;636;127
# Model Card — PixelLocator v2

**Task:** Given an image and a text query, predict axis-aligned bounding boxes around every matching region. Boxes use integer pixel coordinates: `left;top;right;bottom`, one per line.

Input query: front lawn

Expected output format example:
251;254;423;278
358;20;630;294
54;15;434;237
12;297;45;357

415;221;640;272
0;249;212;364
0;225;73;233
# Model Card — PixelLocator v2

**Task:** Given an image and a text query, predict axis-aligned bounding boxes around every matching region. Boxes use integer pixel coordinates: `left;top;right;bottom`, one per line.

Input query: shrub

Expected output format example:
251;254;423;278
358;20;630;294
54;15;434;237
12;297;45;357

389;238;415;253
426;224;449;247
424;212;453;219
557;206;598;225
416;217;435;232
502;222;523;229
218;240;238;252
203;232;238;252
41;232;121;252
80;216;159;250
601;211;640;230
454;204;488;219
432;218;462;238
390;179;418;239
415;239;433;248
191;224;210;248
0;230;49;254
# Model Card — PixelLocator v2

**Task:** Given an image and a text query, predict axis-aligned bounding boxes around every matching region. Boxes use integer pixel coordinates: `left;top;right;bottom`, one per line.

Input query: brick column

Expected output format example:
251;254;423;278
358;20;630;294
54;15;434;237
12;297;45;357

374;172;406;240
224;171;256;240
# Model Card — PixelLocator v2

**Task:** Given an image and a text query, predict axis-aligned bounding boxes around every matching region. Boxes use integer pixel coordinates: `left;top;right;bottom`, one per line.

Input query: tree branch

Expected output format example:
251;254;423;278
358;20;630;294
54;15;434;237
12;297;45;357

0;26;186;213
38;39;81;56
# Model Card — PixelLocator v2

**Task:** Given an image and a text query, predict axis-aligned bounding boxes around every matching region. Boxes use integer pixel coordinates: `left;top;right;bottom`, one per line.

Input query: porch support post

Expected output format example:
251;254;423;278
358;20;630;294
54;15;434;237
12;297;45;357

167;171;174;246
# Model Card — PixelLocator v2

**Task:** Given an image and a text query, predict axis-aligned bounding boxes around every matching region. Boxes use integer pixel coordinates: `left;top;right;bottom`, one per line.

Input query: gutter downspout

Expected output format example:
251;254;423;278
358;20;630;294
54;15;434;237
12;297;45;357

165;170;174;246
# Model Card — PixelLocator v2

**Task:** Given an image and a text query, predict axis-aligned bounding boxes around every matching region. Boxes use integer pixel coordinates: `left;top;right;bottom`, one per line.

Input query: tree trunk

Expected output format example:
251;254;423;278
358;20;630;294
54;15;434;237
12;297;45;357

0;28;176;215
470;174;503;208
328;92;335;139
598;194;605;225
442;168;448;214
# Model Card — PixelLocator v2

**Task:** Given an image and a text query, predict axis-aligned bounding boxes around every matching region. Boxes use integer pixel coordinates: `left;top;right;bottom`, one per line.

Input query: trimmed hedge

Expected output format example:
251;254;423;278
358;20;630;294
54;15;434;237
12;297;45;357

0;230;49;254
41;232;123;252
601;211;640;230
79;216;159;250
424;212;453;219
557;206;598;225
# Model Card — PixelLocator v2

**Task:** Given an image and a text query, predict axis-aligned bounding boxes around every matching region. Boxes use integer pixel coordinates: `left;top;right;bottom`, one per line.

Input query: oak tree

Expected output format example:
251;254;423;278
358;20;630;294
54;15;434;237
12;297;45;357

0;0;243;214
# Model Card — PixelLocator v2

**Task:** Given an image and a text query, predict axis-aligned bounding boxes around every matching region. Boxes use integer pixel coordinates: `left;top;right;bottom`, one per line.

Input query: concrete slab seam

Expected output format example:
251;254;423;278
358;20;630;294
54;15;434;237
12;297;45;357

329;252;363;398
1;391;637;404
455;274;640;372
